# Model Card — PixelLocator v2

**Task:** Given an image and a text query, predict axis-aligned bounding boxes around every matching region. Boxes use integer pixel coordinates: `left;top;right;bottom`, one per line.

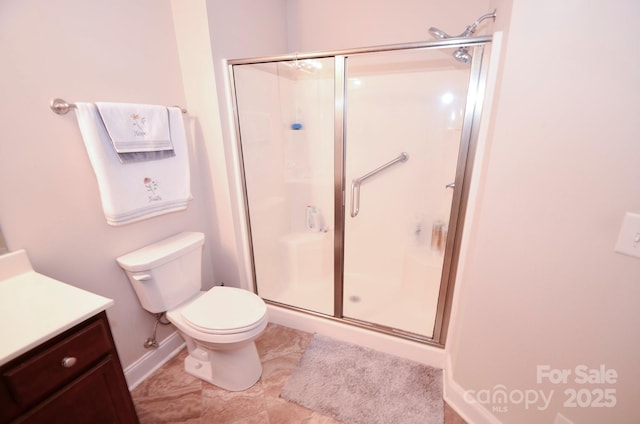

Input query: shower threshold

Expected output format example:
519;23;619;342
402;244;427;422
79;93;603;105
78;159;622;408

262;298;440;347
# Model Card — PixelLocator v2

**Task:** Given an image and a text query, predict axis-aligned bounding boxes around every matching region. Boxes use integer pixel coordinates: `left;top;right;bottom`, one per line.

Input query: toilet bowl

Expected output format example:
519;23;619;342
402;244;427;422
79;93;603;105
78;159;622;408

167;287;268;390
116;232;268;391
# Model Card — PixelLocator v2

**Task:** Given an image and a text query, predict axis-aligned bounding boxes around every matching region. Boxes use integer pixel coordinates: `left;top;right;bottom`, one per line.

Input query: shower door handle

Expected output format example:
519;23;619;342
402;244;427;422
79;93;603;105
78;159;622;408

350;181;362;218
350;152;409;218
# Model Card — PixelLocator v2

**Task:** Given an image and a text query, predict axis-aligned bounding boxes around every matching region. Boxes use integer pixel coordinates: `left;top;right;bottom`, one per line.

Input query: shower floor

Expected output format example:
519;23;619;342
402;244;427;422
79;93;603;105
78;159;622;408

260;279;335;316
343;273;438;338
261;271;439;339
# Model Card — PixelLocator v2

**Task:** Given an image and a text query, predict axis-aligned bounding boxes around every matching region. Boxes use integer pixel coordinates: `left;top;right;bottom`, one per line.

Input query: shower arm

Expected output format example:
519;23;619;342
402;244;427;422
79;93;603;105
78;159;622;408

457;9;497;38
350;152;409;218
430;9;497;39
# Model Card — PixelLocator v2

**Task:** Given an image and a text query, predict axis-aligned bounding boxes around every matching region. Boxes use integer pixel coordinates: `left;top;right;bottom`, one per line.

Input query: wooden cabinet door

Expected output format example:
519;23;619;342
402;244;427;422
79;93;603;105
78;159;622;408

18;356;137;424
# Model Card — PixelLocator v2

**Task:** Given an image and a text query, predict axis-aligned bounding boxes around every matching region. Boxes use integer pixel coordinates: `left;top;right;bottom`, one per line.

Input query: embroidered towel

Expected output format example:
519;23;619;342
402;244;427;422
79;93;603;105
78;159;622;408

74;103;192;226
95;102;173;153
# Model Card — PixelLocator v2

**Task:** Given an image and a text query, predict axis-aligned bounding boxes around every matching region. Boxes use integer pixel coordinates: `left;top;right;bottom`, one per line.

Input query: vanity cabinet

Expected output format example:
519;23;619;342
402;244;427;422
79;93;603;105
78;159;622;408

0;311;138;423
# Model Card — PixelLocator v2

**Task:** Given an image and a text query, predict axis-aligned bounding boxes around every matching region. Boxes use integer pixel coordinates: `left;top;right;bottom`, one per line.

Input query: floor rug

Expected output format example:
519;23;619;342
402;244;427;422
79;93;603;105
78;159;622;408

280;334;443;424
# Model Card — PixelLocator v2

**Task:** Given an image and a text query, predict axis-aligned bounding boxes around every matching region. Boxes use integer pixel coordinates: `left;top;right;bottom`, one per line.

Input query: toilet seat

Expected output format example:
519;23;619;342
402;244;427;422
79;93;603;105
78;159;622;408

179;286;267;335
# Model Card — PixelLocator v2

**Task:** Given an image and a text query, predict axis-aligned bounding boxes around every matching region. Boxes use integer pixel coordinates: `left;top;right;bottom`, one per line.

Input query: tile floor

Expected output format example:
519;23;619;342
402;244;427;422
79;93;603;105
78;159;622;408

131;324;466;424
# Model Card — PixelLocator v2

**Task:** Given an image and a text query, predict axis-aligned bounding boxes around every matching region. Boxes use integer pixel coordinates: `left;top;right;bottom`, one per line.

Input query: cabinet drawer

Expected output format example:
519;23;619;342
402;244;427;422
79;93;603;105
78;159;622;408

2;319;111;407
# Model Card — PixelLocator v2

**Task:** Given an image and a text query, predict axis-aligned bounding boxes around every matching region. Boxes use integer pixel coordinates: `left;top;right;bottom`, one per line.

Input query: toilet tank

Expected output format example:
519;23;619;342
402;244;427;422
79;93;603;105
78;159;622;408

116;232;205;313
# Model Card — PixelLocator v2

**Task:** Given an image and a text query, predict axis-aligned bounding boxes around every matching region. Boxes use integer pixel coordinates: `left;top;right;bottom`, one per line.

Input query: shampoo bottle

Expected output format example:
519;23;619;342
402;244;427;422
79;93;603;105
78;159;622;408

306;205;315;231
306;205;321;232
431;221;444;251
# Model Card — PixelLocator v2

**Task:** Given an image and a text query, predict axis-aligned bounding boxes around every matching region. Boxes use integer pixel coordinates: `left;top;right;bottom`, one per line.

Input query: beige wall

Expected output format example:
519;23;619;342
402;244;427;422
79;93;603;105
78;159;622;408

170;0;243;292
213;1;640;422
449;0;640;422
286;0;490;52
205;0;290;291
4;2;638;422
0;0;215;367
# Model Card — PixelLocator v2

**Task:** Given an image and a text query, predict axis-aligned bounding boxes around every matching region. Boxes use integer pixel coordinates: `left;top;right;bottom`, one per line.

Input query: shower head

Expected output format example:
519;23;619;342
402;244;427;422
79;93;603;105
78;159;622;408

453;47;472;64
428;27;449;39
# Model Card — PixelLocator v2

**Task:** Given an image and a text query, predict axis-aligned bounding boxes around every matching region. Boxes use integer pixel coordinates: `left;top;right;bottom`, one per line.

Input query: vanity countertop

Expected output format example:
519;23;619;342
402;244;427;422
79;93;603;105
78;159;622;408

0;250;113;366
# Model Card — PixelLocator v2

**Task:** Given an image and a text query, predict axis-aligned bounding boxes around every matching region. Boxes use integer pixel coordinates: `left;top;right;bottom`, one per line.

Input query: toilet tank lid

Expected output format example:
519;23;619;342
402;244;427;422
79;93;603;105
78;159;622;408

116;232;204;272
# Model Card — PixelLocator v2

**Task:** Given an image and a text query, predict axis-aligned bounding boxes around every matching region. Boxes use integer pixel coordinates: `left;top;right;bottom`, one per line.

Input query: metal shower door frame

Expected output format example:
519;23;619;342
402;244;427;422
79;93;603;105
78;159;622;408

228;35;492;347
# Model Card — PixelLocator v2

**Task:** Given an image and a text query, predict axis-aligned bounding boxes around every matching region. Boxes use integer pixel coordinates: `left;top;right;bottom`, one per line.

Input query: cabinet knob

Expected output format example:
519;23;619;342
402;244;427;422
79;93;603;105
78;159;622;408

61;357;77;368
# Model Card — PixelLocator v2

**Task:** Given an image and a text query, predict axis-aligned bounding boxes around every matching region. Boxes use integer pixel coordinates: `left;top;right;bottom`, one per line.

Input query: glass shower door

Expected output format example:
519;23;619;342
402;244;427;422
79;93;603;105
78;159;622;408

232;58;335;315
342;48;473;338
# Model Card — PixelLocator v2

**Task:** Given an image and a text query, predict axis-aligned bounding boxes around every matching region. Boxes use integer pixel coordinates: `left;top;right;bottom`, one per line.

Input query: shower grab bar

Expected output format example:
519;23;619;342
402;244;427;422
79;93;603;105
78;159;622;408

350;152;409;218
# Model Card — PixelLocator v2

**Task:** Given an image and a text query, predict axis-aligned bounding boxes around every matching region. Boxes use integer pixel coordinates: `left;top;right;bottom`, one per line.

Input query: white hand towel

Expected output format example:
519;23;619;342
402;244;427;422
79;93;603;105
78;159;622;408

95;102;173;153
74;103;192;226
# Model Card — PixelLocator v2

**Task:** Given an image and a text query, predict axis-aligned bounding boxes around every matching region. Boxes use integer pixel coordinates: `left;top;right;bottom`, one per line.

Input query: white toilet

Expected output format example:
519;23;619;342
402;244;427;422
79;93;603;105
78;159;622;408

116;232;268;391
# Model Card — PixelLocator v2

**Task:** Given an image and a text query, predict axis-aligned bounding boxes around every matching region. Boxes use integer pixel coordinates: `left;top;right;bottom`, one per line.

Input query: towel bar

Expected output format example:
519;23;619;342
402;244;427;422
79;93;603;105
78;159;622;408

50;98;187;115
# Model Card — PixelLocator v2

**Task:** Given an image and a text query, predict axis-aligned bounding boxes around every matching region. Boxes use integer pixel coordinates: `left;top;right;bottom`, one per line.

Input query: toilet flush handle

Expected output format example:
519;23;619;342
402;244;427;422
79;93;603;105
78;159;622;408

132;274;152;282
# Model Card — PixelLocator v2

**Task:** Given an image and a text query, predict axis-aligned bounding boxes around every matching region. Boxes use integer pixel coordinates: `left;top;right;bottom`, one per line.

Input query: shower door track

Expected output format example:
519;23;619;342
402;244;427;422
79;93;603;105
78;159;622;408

227;35;492;65
228;35;492;348
264;299;439;345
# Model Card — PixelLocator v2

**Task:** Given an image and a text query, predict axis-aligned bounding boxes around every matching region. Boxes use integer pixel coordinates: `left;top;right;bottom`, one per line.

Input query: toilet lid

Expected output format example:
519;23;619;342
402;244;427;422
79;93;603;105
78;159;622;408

180;286;266;333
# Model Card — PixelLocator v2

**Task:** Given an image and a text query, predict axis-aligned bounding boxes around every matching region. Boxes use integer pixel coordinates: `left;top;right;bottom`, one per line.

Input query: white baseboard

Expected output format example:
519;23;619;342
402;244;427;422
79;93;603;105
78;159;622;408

443;355;502;424
124;331;185;391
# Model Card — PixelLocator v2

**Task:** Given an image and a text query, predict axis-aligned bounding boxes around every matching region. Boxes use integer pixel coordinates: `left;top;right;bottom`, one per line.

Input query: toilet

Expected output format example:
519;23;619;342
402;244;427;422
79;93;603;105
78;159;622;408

116;232;268;391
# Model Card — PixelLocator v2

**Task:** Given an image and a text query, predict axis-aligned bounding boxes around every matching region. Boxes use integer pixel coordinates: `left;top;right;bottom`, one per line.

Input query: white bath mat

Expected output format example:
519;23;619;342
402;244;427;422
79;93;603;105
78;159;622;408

280;334;444;424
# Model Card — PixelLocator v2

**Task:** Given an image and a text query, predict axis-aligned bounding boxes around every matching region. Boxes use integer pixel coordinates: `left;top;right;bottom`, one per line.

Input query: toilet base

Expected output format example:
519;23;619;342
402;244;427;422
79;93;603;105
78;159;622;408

183;342;262;391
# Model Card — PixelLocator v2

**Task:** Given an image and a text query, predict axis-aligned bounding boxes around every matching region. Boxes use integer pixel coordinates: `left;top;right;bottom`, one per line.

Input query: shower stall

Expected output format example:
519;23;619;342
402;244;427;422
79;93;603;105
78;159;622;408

228;36;491;345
